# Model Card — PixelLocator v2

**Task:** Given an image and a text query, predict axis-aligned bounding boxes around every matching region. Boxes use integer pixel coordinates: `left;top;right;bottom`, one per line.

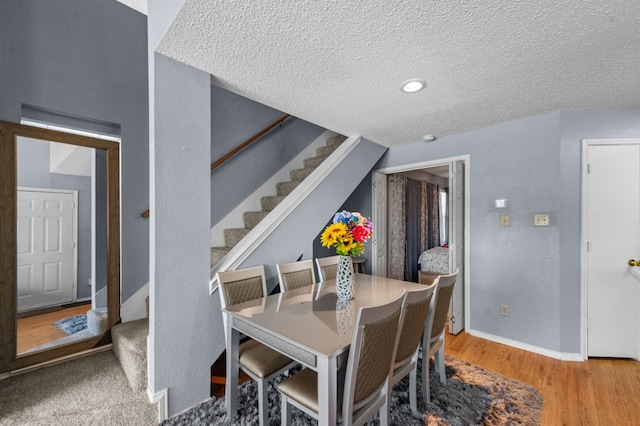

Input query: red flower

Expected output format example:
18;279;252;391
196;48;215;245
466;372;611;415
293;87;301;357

352;224;370;243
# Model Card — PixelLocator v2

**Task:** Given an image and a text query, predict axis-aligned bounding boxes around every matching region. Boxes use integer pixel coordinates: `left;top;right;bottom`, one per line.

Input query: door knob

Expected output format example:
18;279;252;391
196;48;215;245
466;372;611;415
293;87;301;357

629;259;640;267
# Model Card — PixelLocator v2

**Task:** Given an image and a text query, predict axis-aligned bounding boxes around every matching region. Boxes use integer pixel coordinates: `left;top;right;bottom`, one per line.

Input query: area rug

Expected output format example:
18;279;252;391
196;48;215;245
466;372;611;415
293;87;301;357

162;355;543;425
53;314;87;335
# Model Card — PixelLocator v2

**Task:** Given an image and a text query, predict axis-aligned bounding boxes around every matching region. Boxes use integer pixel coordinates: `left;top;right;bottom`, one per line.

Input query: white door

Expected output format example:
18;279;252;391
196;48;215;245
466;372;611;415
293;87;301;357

448;160;465;334
17;189;76;312
371;172;388;276
585;142;640;358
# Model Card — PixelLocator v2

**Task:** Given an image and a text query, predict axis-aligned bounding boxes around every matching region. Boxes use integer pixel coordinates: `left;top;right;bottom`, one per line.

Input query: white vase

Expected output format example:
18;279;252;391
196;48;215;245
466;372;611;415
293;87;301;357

336;299;355;343
336;255;355;300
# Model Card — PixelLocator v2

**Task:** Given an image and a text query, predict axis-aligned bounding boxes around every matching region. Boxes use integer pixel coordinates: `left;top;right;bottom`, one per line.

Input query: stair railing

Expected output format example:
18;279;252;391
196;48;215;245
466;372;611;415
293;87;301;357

141;113;291;218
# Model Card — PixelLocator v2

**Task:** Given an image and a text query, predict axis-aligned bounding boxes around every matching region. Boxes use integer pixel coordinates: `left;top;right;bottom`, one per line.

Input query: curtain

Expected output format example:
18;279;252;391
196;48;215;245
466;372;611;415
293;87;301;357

406;179;422;282
388;175;406;280
423;181;441;250
388;174;442;282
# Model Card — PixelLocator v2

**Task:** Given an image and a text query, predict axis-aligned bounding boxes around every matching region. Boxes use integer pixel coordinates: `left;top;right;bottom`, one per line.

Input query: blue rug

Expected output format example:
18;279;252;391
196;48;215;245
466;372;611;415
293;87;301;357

54;314;88;335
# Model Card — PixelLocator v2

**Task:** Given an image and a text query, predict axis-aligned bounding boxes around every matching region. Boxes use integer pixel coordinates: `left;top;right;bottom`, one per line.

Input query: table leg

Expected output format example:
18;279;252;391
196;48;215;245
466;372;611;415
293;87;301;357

316;355;338;426
225;320;239;419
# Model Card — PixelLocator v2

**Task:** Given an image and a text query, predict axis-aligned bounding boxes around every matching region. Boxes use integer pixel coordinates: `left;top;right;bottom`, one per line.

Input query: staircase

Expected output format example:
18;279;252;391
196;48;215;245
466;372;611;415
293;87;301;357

210;134;347;266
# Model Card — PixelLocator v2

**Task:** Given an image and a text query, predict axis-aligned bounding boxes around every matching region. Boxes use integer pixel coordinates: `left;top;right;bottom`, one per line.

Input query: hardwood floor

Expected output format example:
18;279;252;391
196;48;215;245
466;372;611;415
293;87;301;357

16;304;91;354
446;331;640;425
211;331;640;424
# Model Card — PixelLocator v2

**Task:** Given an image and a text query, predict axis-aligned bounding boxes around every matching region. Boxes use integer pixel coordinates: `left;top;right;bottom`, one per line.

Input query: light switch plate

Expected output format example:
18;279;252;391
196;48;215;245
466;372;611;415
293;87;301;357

534;214;550;226
495;199;507;208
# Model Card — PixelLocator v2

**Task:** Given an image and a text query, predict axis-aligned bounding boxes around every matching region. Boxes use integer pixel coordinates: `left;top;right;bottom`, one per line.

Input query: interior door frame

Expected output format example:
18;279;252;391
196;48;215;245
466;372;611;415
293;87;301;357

581;138;640;359
372;154;471;332
0;120;120;373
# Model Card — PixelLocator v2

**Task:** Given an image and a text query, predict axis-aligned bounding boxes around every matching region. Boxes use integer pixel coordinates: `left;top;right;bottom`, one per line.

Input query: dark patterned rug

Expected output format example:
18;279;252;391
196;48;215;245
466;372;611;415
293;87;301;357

163;355;543;425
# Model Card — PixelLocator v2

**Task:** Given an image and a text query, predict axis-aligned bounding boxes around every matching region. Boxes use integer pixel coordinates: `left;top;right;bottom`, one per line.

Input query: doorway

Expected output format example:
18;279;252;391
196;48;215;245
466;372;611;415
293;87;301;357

372;155;470;334
582;139;640;359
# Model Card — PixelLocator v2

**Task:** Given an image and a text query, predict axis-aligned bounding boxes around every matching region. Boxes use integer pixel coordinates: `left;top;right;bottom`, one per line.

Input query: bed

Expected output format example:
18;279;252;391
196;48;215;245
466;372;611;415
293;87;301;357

417;246;450;274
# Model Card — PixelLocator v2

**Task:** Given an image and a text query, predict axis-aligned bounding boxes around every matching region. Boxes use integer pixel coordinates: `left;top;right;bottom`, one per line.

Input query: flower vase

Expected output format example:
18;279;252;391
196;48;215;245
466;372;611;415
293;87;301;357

336;299;355;343
336;255;355;300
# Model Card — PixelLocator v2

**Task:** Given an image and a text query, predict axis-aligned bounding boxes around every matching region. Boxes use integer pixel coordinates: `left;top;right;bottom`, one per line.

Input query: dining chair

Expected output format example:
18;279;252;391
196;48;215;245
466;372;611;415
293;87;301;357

277;291;406;426
420;271;457;404
217;265;297;426
315;255;340;282
390;281;437;412
276;259;316;291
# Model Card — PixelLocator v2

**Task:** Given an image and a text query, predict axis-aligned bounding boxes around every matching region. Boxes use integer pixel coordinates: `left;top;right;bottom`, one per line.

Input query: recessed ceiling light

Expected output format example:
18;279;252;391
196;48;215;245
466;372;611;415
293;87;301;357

422;135;436;142
401;79;426;93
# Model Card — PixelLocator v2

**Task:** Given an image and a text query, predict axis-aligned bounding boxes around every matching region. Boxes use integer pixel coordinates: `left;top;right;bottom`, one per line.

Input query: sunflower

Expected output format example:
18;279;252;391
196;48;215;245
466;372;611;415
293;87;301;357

320;222;348;248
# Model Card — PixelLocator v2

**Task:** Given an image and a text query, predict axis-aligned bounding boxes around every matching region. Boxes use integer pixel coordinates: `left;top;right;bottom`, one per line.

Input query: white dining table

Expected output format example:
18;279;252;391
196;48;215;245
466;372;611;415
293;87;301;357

223;273;424;426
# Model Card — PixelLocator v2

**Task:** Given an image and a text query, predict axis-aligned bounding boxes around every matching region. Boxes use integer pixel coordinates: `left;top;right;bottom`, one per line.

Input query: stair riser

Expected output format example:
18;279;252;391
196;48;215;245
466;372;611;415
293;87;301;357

290;167;314;181
261;195;286;211
304;154;329;168
276;181;299;196
224;229;250;247
244;211;269;229
211;247;229;266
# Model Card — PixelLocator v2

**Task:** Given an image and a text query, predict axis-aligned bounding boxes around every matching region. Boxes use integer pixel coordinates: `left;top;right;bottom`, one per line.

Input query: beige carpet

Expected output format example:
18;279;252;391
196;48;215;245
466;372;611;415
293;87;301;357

0;350;157;425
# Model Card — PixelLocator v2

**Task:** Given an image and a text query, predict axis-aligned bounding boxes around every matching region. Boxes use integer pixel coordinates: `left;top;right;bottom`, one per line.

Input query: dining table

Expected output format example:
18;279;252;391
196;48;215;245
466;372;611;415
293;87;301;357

223;273;425;426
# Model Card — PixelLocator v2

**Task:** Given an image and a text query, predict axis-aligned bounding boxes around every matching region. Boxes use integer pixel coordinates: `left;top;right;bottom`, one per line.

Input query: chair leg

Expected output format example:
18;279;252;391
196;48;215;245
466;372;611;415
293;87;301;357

435;347;446;385
281;394;291;426
258;380;268;426
421;348;430;404
409;368;418;412
378;394;390;426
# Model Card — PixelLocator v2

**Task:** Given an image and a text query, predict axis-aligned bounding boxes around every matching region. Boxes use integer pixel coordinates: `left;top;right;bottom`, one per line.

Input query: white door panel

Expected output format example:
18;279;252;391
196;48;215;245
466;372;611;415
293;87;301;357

586;143;640;358
17;189;76;312
449;160;465;334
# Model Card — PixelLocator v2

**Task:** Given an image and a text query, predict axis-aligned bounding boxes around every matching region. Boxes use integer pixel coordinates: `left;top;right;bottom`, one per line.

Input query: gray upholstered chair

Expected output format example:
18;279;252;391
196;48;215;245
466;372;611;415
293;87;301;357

277;291;406;426
217;265;297;426
420;271;457;404
390;281;437;412
276;259;316;291
315;255;340;282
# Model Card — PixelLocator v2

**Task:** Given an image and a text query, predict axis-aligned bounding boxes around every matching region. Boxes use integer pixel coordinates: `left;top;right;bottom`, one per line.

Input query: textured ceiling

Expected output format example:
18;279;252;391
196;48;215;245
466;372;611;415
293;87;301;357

157;1;640;147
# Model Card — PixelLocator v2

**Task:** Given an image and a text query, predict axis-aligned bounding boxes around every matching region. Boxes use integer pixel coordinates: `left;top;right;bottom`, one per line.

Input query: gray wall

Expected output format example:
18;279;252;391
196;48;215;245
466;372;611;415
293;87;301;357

151;52;220;416
16;138;93;300
0;0;149;302
374;108;640;354
210;85;324;224
313;152;376;275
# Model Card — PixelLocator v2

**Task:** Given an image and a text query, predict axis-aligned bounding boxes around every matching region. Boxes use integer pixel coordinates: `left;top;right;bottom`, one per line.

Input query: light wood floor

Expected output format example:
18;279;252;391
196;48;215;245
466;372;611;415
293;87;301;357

446;331;640;425
16;304;91;354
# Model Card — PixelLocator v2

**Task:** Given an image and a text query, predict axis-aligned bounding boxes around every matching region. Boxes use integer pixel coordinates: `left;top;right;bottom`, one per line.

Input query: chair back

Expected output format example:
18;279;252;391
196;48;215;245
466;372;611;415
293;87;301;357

343;291;406;422
217;265;267;310
276;259;316;291
394;282;437;367
315;255;340;282
427;271;457;341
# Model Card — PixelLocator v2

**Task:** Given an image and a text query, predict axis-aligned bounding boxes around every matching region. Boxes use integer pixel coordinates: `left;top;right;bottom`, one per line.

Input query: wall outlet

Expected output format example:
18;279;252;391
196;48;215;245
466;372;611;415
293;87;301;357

500;215;510;227
500;304;510;316
534;214;550;226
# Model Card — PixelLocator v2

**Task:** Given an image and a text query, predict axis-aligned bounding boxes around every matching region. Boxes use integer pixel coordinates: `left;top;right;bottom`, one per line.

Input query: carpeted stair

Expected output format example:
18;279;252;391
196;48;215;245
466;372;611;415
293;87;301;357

112;318;149;392
211;134;346;266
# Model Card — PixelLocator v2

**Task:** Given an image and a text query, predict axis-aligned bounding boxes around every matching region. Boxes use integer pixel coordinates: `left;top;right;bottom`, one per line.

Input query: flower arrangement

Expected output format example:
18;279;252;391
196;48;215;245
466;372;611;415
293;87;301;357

320;210;373;257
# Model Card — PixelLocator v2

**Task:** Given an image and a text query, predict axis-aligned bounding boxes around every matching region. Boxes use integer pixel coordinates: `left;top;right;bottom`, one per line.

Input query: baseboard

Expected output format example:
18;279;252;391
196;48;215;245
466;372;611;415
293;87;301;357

147;386;168;423
467;329;584;361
